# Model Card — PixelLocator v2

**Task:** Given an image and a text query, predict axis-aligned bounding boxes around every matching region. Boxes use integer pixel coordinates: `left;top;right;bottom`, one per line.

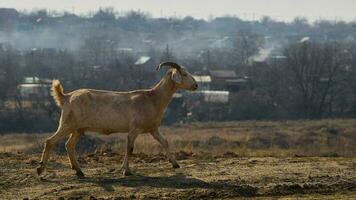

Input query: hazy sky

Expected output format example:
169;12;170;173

0;0;355;22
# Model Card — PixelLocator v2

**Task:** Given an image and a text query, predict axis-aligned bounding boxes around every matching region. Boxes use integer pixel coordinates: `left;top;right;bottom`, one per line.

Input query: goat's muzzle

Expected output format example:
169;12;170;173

192;83;198;91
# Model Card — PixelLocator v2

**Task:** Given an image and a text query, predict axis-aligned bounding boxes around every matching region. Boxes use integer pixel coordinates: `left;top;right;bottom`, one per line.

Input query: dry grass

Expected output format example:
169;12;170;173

2;152;356;199
1;119;356;157
1;119;356;199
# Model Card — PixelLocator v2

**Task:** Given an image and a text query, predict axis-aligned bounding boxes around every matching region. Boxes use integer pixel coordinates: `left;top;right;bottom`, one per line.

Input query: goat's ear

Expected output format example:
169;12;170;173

171;70;182;84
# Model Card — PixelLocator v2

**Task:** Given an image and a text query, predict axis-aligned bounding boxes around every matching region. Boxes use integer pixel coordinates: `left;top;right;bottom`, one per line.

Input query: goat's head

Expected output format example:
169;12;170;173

157;62;198;91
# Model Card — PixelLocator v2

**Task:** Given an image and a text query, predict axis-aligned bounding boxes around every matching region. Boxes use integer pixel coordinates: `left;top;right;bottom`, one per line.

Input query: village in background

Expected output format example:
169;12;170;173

0;8;356;132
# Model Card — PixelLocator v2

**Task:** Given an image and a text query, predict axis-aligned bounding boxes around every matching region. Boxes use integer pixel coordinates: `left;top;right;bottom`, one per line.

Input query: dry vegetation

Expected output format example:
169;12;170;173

2;119;356;157
0;119;356;199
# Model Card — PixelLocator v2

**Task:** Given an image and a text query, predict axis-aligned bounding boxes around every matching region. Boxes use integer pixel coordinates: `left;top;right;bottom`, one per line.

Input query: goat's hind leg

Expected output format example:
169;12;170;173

36;126;71;175
66;130;84;178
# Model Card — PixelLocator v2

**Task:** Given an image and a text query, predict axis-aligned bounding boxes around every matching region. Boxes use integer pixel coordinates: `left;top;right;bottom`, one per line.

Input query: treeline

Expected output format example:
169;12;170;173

0;8;356;54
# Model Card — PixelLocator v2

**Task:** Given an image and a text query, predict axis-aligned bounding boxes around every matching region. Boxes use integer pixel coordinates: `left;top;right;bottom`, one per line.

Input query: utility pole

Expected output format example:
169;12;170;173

165;44;171;60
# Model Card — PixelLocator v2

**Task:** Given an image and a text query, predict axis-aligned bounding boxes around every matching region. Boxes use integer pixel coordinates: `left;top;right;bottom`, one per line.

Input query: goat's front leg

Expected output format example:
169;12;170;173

65;130;84;178
121;129;139;176
150;129;180;168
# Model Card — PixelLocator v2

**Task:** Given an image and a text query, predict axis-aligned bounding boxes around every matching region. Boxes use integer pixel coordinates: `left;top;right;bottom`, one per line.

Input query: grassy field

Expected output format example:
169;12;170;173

1;119;356;157
0;119;356;199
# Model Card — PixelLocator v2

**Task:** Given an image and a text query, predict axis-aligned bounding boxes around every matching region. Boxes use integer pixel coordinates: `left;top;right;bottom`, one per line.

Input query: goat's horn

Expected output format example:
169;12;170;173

156;62;181;71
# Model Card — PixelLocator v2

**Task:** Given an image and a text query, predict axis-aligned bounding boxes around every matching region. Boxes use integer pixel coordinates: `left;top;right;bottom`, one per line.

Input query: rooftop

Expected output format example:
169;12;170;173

209;70;237;79
135;56;151;65
23;77;40;84
22;76;51;84
193;75;211;82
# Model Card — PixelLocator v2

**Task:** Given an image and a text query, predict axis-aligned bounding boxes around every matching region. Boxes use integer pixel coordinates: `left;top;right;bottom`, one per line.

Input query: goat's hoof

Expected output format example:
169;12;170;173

76;170;85;178
172;163;180;169
36;166;44;175
122;170;132;176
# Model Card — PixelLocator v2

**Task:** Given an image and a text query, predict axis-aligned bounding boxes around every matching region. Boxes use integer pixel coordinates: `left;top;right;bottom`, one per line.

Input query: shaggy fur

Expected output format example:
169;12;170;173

51;79;65;107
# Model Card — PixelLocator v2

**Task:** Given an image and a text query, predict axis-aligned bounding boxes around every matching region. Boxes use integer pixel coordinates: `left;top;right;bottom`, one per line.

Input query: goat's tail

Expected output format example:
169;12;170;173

51;79;65;107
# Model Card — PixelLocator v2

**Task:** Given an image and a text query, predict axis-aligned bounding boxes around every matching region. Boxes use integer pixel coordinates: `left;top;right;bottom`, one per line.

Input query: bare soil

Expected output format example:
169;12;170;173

1;151;356;199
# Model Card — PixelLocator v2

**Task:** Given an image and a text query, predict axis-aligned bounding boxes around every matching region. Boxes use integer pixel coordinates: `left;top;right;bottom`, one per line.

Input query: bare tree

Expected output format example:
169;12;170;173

0;44;22;108
283;41;348;118
232;31;263;66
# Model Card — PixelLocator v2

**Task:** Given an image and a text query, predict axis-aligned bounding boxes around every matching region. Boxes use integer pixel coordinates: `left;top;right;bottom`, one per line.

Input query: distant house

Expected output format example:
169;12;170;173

208;36;231;49
191;90;229;103
135;56;154;67
266;55;287;66
192;75;211;90
210;70;236;79
134;56;157;72
17;76;51;98
117;48;133;55
209;70;247;92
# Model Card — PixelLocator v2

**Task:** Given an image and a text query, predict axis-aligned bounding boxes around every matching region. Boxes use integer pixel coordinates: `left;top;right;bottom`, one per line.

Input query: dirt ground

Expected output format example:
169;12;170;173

1;151;356;199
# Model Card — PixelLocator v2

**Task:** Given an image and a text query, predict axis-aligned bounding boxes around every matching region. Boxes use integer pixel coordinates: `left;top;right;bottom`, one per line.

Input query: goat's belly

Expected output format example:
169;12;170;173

79;112;130;132
84;127;129;135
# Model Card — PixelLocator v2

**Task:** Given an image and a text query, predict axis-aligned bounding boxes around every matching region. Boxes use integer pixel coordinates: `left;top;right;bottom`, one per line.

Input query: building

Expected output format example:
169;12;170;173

17;76;51;99
134;56;156;72
192;75;211;90
209;70;247;92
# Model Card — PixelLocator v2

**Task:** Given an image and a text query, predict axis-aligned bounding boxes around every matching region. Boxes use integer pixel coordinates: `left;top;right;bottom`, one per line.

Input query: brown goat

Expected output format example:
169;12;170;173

36;62;198;177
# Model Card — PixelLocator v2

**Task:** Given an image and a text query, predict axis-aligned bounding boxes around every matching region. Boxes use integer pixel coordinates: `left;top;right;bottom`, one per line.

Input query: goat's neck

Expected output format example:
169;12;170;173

152;75;177;111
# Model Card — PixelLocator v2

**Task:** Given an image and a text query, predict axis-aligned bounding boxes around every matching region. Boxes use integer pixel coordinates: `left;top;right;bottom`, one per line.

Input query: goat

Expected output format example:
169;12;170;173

36;62;198;177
